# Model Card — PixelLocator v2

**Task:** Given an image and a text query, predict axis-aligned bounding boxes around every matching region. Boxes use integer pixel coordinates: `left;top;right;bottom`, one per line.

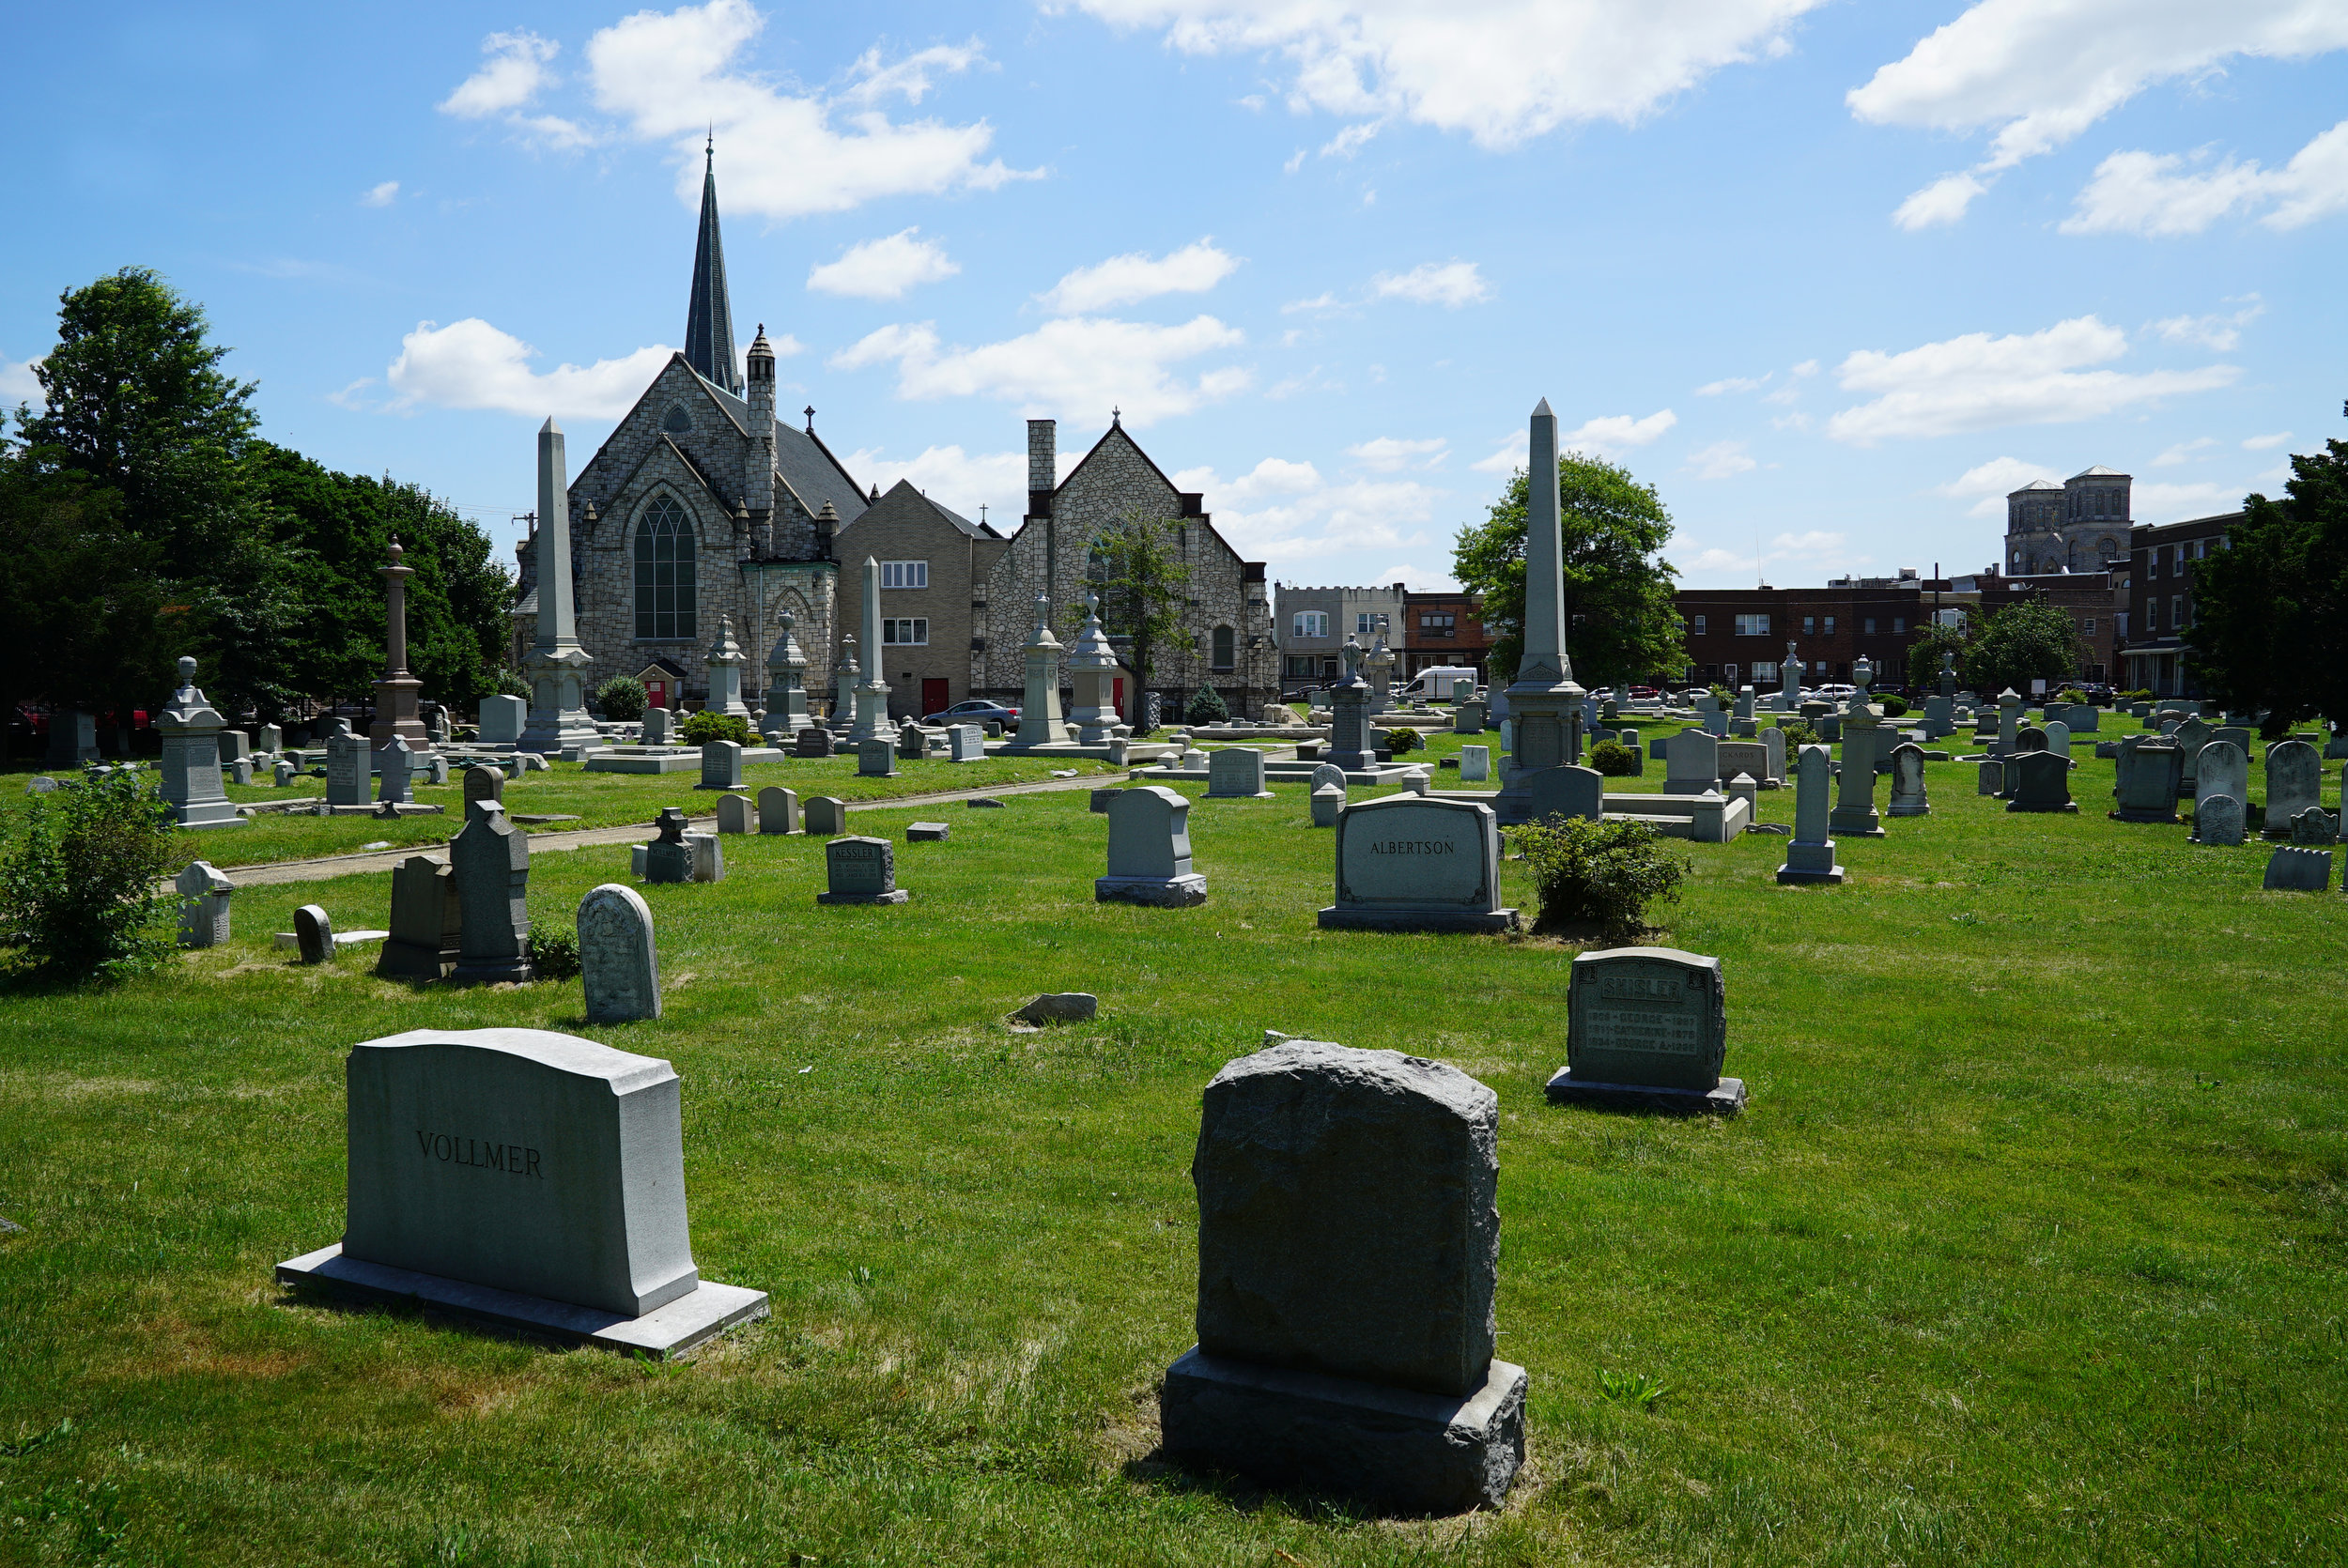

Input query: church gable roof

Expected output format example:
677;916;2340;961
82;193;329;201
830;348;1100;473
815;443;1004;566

840;478;997;543
1057;421;1183;506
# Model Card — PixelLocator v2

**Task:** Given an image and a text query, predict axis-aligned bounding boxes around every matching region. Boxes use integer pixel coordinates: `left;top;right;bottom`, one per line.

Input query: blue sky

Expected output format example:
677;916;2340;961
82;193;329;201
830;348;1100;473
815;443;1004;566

4;0;2343;591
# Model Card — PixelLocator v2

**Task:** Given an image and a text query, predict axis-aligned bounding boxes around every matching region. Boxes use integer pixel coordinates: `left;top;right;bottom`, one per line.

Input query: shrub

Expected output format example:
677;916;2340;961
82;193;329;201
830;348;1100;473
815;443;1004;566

0;767;180;985
494;669;532;701
1589;739;1636;776
594;676;648;722
1511;816;1690;943
1708;683;1735;711
678;710;752;746
526;927;581;982
1185;685;1229;726
1383;727;1422;754
1775;722;1820;749
2056;686;2087;705
1877;694;1909;717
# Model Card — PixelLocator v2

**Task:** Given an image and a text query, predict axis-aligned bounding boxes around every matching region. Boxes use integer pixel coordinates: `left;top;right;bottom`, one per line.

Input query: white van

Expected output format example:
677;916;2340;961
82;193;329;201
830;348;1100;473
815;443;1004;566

1396;666;1481;701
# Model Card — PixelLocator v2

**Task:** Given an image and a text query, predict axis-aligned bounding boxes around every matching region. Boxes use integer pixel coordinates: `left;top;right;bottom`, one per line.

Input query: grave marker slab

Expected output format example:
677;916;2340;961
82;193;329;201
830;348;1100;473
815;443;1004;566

2110;740;2183;822
793;727;835;759
1664;730;1721;795
326;732;371;808
697;740;744;791
857;738;898;777
478;694;525;746
817;836;907;904
378;737;416;805
1207;747;1274;799
1320;797;1516;932
757;786;799;836
378;856;461;979
2263;845;2333;891
2263;740;2321;838
2193;793;2246;846
2195;741;2248;822
1310;783;1344;827
715;793;753;834
949;725;985;762
1545;946;1742;1113
1777;744;1844;885
2007;749;2077;813
1886;743;1930;817
175;861;236;948
804;797;848;837
579;885;660;1022
1459;745;1490;782
906;822;950;842
1096;785;1207;906
450;802;534;984
1520;764;1603;823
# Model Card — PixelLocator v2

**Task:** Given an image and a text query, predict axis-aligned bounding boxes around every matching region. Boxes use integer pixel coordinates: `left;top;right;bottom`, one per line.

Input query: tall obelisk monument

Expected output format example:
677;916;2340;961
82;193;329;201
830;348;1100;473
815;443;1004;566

518;417;598;753
1493;397;1587;823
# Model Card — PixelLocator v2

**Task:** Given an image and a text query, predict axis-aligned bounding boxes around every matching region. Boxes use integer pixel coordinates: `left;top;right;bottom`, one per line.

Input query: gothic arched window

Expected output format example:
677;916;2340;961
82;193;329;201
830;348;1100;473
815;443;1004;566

661;401;692;434
634;496;697;640
1212;624;1235;670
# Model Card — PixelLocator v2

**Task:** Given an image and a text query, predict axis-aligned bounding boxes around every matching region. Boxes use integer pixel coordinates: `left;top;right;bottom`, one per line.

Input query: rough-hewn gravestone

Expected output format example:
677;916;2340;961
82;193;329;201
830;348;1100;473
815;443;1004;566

2193;793;2247;847
642;807;693;884
857;738;897;777
1310;782;1344;827
1160;1040;1525;1514
2007;749;2077;813
793;726;835;759
275;1028;765;1355
1320;797;1516;932
579;884;660;1023
804;796;848;837
1207;746;1274;799
2292;806;2339;844
2263;740;2321;839
1778;745;1843;885
715;793;753;834
378;856;461;979
1886;743;1930;818
1546;947;1742;1113
175;860;236;948
450;802;533;984
757;786;799;835
818;836;908;904
1097;785;1207;906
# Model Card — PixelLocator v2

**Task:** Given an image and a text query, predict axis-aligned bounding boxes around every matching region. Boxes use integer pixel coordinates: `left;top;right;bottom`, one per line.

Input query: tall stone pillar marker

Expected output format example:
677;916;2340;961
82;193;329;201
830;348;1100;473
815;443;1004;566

157;656;243;830
1068;593;1122;746
704;617;750;718
761;610;813;736
1323;636;1376;771
1015;592;1072;746
1493;398;1586;824
371;539;428;754
519;419;597;753
1829;655;1886;839
851;556;897;745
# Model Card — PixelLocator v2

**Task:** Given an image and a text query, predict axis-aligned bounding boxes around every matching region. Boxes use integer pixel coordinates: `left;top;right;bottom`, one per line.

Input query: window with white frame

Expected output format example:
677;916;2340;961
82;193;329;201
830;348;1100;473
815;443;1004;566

881;618;928;645
1734;613;1769;637
1355;612;1382;636
1692;615;1707;636
2083;617;2096;634
2173;594;2186;629
879;561;928;590
1753;660;1779;684
1291;610;1329;639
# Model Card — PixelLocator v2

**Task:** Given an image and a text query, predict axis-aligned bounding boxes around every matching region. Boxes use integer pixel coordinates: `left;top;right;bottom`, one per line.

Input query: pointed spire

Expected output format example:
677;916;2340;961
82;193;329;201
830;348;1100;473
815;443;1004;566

685;139;742;395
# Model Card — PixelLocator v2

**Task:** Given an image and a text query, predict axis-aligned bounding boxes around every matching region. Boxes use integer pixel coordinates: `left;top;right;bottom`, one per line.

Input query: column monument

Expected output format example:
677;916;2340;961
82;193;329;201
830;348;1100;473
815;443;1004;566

850;556;897;745
1493;399;1587;824
518;418;597;753
1013;592;1072;746
371;539;427;754
761;610;813;736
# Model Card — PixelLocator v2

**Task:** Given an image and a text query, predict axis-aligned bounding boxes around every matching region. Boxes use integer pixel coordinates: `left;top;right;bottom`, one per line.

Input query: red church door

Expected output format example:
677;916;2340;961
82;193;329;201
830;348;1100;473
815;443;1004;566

922;678;950;719
1113;677;1125;717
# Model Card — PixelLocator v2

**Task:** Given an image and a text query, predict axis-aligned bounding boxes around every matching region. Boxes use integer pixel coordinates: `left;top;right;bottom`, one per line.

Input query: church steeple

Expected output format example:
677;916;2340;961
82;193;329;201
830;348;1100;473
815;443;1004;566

685;134;743;395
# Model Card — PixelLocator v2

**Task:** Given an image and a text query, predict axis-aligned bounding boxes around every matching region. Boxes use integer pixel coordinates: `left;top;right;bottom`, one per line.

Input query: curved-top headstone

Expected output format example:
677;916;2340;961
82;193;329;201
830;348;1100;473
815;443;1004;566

579;884;660;1023
463;765;505;807
2263;740;2321;838
2195;740;2248;815
1097;784;1206;906
1309;761;1348;792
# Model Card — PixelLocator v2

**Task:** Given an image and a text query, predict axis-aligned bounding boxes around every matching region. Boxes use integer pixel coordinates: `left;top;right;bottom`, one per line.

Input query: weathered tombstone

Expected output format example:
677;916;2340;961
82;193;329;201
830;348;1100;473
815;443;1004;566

258;723;284;755
2290;805;2339;844
2175;717;2214;792
698;740;744;791
2263;843;2333;891
1831;726;1884;838
273;760;298;787
1760;726;1786;785
949;725;985;762
2110;740;2183;822
378;736;415;805
378;856;461;979
1459;744;1491;783
425;753;450;786
294;903;336;965
274;1027;766;1355
2071;705;2100;733
1520;764;1604;823
817;836;907;904
1922;693;1954;742
2263;740;2322;838
325;730;371;808
1309;761;1348;792
2195;741;2248;822
857;738;898;778
1160;1040;1525;1514
463;765;505;810
1546;946;1743;1113
2044;720;2072;761
757;786;799;836
1096;785;1207;906
804;796;848;837
641;808;694;884
1319;796;1516;932
449;802;533;984
1664;729;1721;795
1886;743;1929;817
23;776;57;794
1453;700;1486;735
1715;741;1767;790
579;884;660;1023
1310;783;1344;827
711;792;752;834
1976;759;2001;796
898;725;932;761
2007;750;2076;813
641;706;673;746
1778;745;1843;884
686;831;724;883
1207;746;1274;800
2193;793;2246;847
175;861;236;948
478;694;526;746
793;725;836;759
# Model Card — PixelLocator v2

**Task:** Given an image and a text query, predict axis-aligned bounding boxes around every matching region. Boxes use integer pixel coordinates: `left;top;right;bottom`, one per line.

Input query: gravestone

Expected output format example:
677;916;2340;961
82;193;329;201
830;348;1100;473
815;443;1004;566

1995;689;2023;757
2110;740;2184;822
949;725;985;762
2044;720;2072;761
579;884;660;1023
1923;693;1954;741
1715;741;1767;790
2194;793;2246;847
1310;783;1344;827
378;736;415;805
1459;745;1490;782
1725;772;1758;819
294;904;336;965
898;725;932;761
698;740;744;791
2292;806;2339;844
1160;1039;1524;1514
715;793;753;834
641;707;673;746
2263;740;2322;838
2175;718;2214;793
175;861;236;948
2263;844;2333;891
2007;750;2076;813
2195;741;2248;822
757;786;799;836
450;802;533;984
2070;705;2100;733
220;730;250;764
1886;743;1929;817
1520;764;1603;823
1664;729;1722;795
156;658;243;830
1207;747;1274;800
1309;761;1348;792
906;822;950;842
378;856;461;979
793;726;836;759
817;836;907;904
1320;796;1515;932
425;754;450;786
1777;744;1843;885
857;738;897;778
1096;785;1207;906
805;797;848;837
326;731;371;807
258;723;283;755
641;808;694;884
685;831;724;883
1453;700;1486;735
478;694;525;746
274;1028;765;1356
1761;726;1786;784
24;776;56;794
1546;946;1742;1114
463;765;505;808
273;760;298;787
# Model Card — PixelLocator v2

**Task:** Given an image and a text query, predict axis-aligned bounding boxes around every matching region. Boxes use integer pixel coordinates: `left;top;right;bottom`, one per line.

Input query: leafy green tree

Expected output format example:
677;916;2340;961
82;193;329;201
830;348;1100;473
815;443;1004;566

594;676;649;721
1451;454;1683;686
1078;515;1194;724
2187;439;2348;735
1906;613;1971;693
0;767;179;986
1964;600;2080;694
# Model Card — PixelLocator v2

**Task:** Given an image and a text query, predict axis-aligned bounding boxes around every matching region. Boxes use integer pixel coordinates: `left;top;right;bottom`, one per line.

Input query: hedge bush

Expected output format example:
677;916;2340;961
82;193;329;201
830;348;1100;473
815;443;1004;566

1511;815;1690;943
1185;685;1229;726
1383;727;1422;755
1589;740;1637;776
1877;694;1909;717
0;767;180;985
593;676;648;722
678;711;753;746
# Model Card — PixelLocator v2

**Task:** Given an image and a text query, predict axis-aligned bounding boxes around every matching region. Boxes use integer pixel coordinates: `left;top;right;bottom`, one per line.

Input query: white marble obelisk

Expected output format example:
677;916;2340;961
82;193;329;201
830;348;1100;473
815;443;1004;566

850;556;897;744
1493;398;1586;824
518;419;598;753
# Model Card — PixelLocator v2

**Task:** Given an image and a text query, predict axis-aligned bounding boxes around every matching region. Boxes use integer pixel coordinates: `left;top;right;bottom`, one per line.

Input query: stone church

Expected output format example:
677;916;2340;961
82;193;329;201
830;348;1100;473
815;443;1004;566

2003;466;2132;575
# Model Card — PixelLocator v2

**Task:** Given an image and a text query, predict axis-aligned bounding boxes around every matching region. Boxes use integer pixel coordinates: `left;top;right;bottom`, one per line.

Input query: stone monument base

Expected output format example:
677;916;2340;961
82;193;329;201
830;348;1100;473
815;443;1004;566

2109;807;2181;824
451;956;534;986
2006;799;2078;814
275;1242;766;1360
1886;802;1930;819
815;889;910;905
1095;873;1208;907
177;802;247;830
1543;1068;1747;1115
1159;1346;1526;1516
1775;841;1845;884
375;940;453;980
1316;906;1520;933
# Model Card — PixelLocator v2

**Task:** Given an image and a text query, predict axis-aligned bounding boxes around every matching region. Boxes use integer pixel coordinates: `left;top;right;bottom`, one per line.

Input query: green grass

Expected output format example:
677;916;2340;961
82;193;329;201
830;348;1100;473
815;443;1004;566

2;747;2345;1565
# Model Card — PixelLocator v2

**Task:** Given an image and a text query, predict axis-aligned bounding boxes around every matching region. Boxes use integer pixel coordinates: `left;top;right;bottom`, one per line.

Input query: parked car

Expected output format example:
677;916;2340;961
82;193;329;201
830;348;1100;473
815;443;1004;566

920;699;1021;727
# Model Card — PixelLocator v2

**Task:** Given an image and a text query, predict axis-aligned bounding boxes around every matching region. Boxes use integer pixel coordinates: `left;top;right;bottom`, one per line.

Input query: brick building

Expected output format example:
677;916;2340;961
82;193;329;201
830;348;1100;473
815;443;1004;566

1272;583;1406;686
2120;510;2238;698
1401;590;1491;681
1675;574;1956;691
833;482;1010;721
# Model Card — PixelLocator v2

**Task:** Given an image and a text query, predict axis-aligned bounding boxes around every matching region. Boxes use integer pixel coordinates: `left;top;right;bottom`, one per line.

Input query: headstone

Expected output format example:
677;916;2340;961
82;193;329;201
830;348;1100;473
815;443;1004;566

325;731;370;807
378;736;416;805
1309;761;1348;792
2195;741;2249;821
898;725;932;761
1160;1040;1525;1514
2263;844;2333;891
2109;740;2183;822
685;831;723;884
757;786;799;836
478;694;525;746
949;725;985;762
906;822;950;842
697;740;743;791
1777;745;1843;885
273;1027;765;1356
1310;783;1344;827
2043;720;2072;761
641;707;674;745
579;884;660;1022
175;861;236;948
1760;726;1785;784
1664;729;1721;795
1452;700;1486;735
23;776;57;794
425;754;450;786
463;765;505;809
1734;685;1754;721
227;756;254;787
2175;718;2214;792
641;808;694;884
857;738;897;778
449;802;533;984
793;726;835;759
1995;689;2023;757
1546;947;1743;1113
1459;744;1490;783
294;903;335;965
2263;740;2322;838
2291;806;2339;845
1207;747;1274;800
817;836;908;904
715;793;753;834
1715;741;1767;789
1520;764;1604;823
805;797;848;837
258;723;284;755
47;710;97;765
378;856;461;979
1319;796;1516;932
2193;793;2246;847
1886;743;1929;817
1096;785;1208;906
1923;694;1954;742
2070;706;2100;733
2006;750;2077;814
273;760;297;787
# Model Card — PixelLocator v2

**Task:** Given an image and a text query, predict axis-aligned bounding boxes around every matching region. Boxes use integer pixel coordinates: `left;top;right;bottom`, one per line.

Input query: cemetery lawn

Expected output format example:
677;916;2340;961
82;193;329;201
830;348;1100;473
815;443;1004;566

3;748;2346;1565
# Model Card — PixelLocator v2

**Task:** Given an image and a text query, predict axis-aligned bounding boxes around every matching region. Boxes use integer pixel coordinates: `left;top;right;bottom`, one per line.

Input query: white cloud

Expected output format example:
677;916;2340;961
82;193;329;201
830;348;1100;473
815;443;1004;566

1074;0;1823;151
1174;457;1449;569
1685;439;1756;479
1696;373;1770;395
1346;436;1447;471
1826;315;2237;444
362;180;400;208
1320;119;1384;159
2133;480;2239;523
1935;453;2061;515
2062;121;2348;237
1762;385;1800;407
440;29;560;118
2243;430;2294;451
1689;530;1853;578
1040;239;1240;315
2153;437;2217;467
1281;291;1345;315
828;315;1248;426
0;355;42;405
326;377;378;410
384;318;675;419
583;0;1036;220
1369;261;1490;307
1562;408;1677;454
1849;0;2348;225
840;39;990;106
2148;298;2264;351
1471;429;1527;473
807;228;960;300
1791;359;1819;377
842;442;1028;522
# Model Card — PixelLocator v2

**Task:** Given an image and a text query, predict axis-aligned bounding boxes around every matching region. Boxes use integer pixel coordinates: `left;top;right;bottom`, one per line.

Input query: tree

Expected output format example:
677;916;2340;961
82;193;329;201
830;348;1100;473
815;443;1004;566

1905;612;1972;693
1451;454;1683;687
2187;439;2348;735
1964;600;2080;694
1079;515;1193;724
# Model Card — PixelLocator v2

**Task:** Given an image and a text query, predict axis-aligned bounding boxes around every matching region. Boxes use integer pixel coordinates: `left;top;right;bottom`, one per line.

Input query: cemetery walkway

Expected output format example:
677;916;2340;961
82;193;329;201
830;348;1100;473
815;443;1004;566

217;772;1125;887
